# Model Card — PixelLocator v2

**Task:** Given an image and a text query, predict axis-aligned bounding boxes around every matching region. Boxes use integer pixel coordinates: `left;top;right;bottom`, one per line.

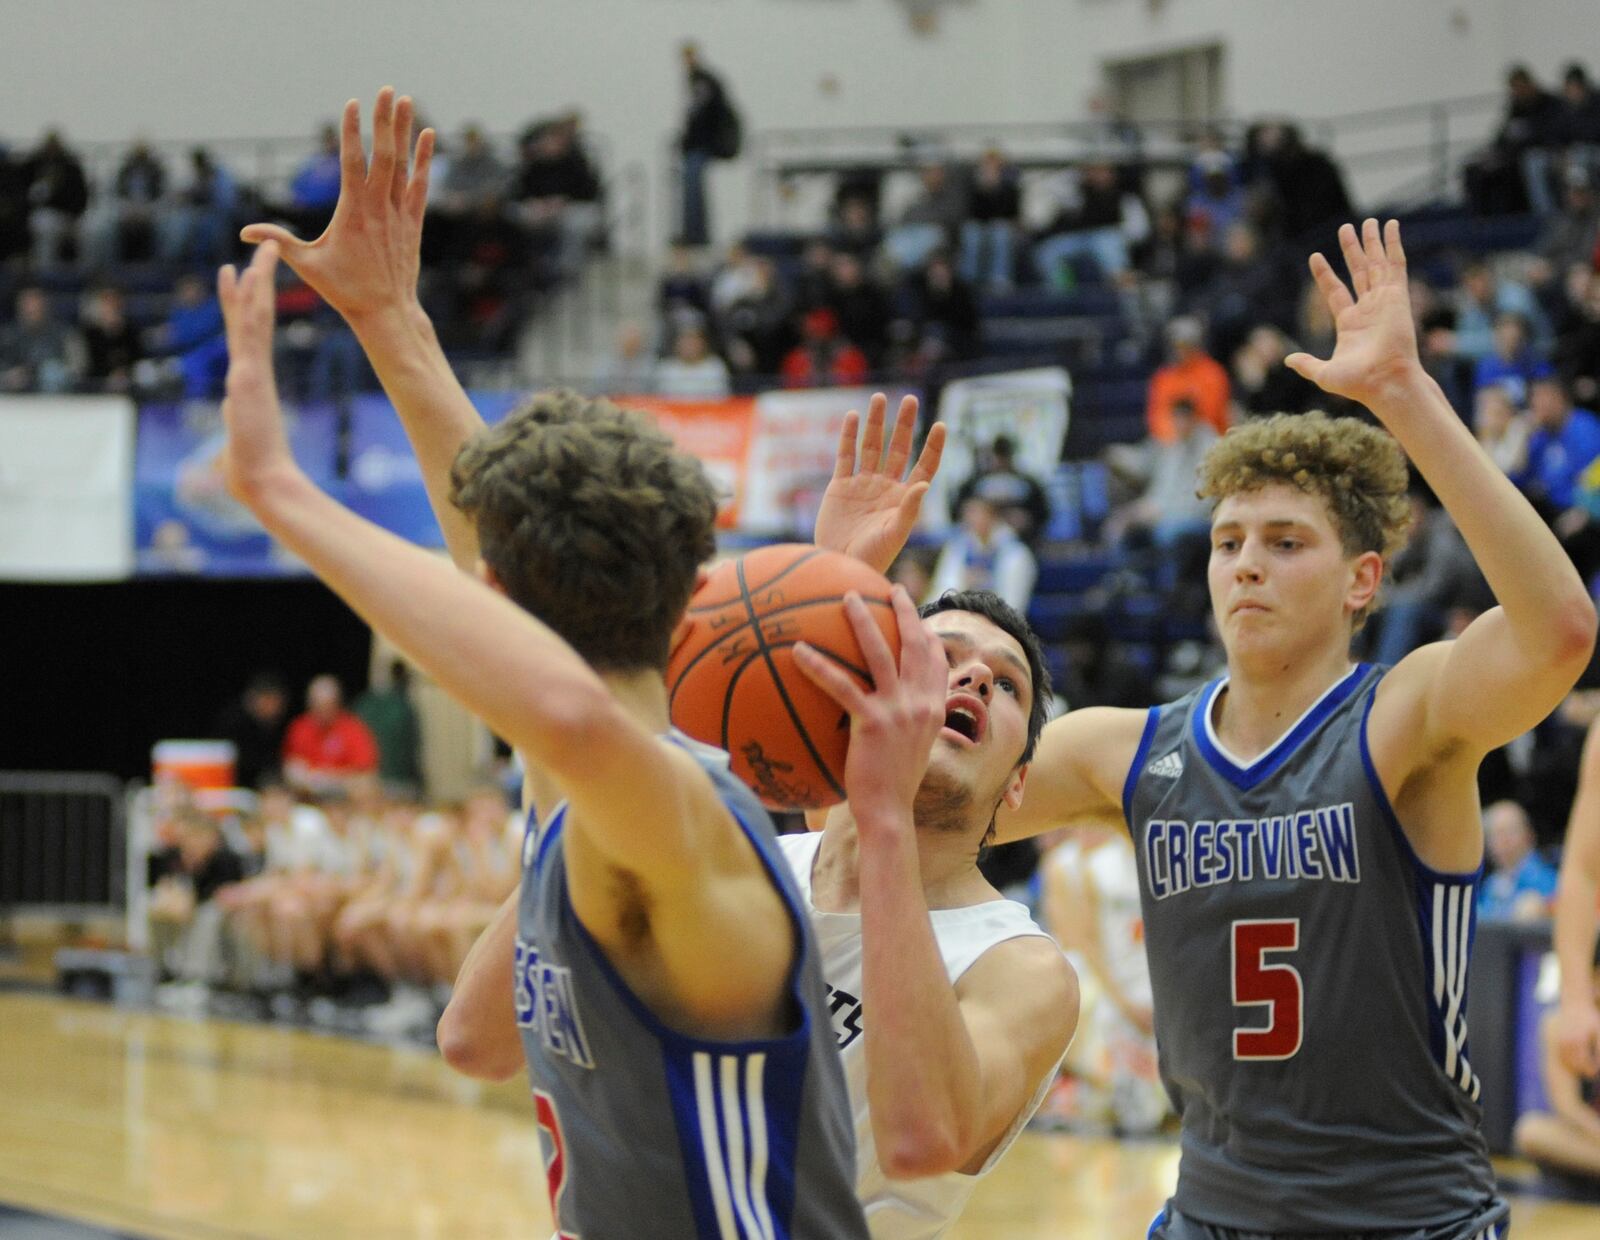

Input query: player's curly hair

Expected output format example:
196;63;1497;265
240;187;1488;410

1197;411;1413;628
450;389;718;672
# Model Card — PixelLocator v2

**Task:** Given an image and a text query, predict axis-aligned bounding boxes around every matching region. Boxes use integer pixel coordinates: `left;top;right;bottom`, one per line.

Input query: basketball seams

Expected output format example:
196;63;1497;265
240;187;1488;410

735;556;848;803
718;648;767;753
669;594;894;698
684;546;827;614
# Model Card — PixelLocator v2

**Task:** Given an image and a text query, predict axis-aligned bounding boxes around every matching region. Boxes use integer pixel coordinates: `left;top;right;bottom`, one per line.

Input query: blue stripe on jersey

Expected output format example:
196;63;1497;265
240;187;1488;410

1357;682;1486;1102
1191;663;1370;791
533;768;818;1236
1122;707;1161;828
662;1044;803;1239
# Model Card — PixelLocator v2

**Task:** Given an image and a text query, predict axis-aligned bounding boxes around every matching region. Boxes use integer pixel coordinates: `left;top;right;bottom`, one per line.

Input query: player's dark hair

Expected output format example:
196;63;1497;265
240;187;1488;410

919;590;1051;765
450;389;718;673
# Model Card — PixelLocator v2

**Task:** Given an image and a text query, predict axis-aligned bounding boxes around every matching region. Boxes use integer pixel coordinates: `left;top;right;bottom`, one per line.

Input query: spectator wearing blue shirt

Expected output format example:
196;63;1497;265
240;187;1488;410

291;124;342;211
150;273;227;399
1455;261;1551;360
1522;376;1600;512
1474;311;1553;405
1479;800;1558;922
157;148;239;266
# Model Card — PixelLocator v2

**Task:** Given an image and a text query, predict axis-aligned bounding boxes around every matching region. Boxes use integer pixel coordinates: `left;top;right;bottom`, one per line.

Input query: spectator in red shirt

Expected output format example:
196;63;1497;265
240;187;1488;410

281;674;378;797
781;307;869;389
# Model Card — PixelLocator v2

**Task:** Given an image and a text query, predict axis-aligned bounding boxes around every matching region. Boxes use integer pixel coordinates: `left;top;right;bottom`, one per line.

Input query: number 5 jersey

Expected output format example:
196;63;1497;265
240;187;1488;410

1123;663;1502;1232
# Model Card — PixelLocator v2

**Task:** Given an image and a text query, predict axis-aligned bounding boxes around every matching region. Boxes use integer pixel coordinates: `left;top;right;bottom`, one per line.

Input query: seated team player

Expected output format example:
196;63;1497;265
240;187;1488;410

221;135;870;1240
262;783;380;982
336;795;455;1031
216;779;333;979
414;784;519;987
1514;962;1600;1191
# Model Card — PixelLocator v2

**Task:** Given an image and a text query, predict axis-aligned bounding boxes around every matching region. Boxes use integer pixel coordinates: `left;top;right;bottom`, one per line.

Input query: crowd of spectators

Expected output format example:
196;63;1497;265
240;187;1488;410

0;110;608;399
634;110;1358;395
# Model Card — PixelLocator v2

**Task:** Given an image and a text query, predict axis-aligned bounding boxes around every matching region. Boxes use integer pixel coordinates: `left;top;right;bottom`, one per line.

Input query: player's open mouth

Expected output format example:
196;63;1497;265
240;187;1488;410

941;696;986;746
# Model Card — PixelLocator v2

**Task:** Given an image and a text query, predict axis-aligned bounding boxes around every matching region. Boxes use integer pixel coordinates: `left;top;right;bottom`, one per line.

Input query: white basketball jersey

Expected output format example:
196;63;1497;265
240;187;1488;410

778;831;1064;1239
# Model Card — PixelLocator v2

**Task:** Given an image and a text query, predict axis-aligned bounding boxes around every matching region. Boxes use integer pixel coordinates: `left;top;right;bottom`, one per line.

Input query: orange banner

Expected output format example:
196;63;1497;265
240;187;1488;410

615;396;757;529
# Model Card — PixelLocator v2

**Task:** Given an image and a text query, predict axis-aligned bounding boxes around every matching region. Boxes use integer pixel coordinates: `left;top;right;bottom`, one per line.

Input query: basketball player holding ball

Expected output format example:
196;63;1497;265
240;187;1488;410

973;222;1596;1238
217;110;873;1235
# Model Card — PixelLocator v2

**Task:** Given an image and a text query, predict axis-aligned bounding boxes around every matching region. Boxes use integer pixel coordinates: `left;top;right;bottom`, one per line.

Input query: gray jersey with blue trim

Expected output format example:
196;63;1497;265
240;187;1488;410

1124;664;1504;1232
515;737;868;1239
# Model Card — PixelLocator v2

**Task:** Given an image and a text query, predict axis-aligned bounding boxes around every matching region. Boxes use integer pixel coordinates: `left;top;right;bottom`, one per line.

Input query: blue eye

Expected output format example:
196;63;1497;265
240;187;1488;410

998;677;1017;696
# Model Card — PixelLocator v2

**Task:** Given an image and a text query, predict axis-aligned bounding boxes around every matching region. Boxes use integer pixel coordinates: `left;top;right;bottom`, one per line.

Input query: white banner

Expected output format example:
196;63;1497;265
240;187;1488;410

0;396;135;580
741;385;918;535
923;367;1072;531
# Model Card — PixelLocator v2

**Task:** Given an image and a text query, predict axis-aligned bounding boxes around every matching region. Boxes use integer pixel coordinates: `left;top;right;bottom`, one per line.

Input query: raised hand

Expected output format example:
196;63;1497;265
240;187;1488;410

814;394;946;576
1285;219;1423;412
217;243;296;502
792;587;947;829
240;87;435;329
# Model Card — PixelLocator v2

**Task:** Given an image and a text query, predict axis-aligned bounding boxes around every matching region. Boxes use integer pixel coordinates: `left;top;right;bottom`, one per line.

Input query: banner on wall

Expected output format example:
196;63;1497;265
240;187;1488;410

344;391;525;548
742;386;919;535
922;367;1071;531
613;395;757;529
131;384;926;576
134;401;341;577
344;392;760;542
0;396;136;581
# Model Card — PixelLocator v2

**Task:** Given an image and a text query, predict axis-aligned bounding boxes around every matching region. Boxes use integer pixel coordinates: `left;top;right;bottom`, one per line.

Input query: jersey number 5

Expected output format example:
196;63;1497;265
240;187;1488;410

534;1089;581;1240
1231;919;1303;1061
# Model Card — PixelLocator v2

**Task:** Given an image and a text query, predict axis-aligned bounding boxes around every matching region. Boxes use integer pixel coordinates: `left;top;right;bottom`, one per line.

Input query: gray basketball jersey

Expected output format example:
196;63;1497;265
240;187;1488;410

515;735;868;1239
1124;664;1504;1232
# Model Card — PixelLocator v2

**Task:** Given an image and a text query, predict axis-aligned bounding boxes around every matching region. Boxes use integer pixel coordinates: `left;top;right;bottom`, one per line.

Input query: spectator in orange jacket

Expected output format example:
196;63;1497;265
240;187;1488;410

281;674;379;798
1147;315;1231;443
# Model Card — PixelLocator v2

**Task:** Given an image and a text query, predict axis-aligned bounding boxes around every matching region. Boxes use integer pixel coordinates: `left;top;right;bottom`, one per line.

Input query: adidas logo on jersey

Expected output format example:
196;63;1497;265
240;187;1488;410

1147;750;1184;779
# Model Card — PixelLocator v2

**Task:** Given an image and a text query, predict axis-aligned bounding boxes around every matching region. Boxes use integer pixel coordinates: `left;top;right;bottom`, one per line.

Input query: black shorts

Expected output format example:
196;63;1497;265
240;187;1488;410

1146;1200;1511;1240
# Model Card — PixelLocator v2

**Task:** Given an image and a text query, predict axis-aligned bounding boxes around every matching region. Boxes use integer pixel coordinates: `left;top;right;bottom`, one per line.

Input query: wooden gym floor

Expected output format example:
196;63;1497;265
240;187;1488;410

1;992;1597;1239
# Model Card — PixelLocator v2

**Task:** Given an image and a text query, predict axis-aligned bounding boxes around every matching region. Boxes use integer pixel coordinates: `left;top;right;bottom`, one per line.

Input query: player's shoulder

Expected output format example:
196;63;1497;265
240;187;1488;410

956;933;1080;1041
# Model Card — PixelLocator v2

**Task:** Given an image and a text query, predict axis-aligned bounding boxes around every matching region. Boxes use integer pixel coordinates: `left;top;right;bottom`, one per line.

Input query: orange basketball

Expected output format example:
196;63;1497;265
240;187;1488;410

668;544;900;810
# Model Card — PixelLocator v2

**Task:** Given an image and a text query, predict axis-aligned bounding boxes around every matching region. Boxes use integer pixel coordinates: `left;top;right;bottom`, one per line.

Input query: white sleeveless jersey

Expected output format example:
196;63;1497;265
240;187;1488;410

778;831;1064;1239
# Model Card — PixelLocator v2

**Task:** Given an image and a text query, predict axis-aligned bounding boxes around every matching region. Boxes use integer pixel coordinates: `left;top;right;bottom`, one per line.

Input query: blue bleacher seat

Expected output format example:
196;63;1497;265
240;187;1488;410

1034;550;1116;595
1026;593;1094;642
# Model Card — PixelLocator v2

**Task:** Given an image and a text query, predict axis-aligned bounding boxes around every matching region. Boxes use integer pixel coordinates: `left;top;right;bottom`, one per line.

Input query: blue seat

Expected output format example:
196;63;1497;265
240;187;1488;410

1026;593;1094;642
1035;552;1116;595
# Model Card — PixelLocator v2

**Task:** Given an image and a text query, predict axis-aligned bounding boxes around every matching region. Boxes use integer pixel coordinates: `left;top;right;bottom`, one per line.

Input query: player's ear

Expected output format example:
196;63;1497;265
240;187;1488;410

1001;762;1029;812
477;558;506;595
1346;550;1383;619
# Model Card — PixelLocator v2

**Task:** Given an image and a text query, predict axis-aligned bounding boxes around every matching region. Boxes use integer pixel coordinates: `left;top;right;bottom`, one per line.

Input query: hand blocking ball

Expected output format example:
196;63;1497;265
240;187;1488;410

668;544;900;810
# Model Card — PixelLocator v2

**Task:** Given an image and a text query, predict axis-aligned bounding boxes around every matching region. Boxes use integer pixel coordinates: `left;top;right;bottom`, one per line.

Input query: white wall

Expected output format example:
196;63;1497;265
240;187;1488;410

1;0;1596;240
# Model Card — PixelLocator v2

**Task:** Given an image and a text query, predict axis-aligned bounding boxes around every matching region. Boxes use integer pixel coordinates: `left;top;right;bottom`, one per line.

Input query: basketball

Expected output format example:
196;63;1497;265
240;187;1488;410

668;544;900;810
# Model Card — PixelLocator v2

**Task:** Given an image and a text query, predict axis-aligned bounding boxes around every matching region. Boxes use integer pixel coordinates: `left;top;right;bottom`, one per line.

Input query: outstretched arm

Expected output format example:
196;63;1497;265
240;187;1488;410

1555;715;1600;1077
218;245;740;889
1287;221;1595;765
990;707;1150;846
795;596;1077;1178
242;88;484;571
